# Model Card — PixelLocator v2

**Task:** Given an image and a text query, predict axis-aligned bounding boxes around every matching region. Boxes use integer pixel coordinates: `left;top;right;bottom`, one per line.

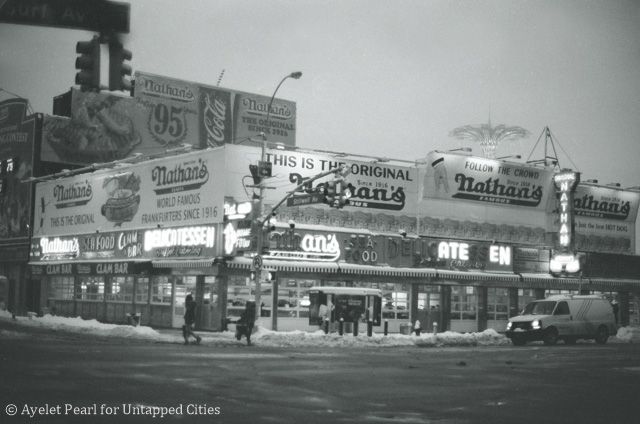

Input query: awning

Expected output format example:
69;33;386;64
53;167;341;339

519;273;588;288
587;278;640;289
338;263;436;278
226;257;339;274
28;259;151;265
436;269;519;283
152;259;217;268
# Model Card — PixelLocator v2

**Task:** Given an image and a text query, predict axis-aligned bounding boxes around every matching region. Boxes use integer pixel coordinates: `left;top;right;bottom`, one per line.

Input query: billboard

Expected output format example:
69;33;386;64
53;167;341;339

417;151;555;244
0;98;38;241
33;148;225;237
41;89;142;164
224;144;419;221
555;184;640;254
134;71;297;150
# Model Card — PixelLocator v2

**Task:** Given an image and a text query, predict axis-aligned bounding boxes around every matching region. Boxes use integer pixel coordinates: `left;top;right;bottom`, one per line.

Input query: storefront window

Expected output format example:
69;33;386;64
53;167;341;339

106;276;134;302
48;276;75;300
487;287;509;321
77;276;105;301
151;276;172;304
136;277;150;304
451;286;477;320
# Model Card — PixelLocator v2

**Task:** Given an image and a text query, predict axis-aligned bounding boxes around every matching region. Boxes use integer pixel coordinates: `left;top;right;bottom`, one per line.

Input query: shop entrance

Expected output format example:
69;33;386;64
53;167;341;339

171;276;197;328
198;276;221;331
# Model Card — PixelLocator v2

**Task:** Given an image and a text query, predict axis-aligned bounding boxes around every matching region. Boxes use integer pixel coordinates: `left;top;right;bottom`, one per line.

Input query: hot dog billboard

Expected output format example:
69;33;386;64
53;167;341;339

33;148;225;238
417;152;554;243
561;184;639;254
224;144;418;216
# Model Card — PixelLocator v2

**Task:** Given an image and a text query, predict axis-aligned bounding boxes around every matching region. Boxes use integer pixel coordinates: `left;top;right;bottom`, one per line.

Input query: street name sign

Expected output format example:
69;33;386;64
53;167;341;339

0;0;130;33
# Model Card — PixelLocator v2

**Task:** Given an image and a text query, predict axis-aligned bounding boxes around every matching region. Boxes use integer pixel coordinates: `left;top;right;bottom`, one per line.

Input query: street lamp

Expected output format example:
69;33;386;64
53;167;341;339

254;71;302;323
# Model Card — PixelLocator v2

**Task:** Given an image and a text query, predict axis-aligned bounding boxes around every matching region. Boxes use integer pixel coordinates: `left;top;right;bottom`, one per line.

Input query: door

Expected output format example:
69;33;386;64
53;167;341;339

199;277;221;331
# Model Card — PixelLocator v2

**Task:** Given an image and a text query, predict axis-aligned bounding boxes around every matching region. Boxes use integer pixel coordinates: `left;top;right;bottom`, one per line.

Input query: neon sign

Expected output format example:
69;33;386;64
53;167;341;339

143;226;215;251
551;170;580;274
266;231;341;261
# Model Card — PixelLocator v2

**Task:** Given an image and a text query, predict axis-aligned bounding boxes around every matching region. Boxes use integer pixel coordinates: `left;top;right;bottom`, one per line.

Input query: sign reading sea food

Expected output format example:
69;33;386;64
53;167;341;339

33;149;225;237
224;144;418;215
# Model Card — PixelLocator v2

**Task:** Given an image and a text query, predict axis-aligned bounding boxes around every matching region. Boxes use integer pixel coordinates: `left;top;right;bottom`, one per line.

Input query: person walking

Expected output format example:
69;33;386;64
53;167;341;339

182;294;201;345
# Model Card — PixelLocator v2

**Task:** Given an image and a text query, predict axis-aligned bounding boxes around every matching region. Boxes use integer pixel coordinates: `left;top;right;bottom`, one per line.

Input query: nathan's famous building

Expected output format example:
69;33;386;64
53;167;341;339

2;72;640;333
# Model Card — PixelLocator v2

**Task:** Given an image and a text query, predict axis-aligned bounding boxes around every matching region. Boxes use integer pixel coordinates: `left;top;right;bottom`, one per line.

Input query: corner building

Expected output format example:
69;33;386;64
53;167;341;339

28;143;640;333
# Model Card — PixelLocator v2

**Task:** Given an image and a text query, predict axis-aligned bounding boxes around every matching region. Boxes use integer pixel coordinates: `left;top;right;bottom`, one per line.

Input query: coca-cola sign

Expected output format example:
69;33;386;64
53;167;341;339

199;87;233;147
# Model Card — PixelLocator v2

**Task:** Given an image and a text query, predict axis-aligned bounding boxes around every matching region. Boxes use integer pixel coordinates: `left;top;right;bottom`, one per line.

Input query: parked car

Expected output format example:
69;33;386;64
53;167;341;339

505;295;617;346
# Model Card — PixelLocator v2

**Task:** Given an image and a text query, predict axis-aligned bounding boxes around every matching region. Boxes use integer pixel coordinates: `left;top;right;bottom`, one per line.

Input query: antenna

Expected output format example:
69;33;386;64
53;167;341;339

216;69;225;87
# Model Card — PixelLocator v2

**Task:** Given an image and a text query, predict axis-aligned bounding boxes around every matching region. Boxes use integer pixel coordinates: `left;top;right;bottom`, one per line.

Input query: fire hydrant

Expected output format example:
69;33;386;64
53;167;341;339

432;322;438;334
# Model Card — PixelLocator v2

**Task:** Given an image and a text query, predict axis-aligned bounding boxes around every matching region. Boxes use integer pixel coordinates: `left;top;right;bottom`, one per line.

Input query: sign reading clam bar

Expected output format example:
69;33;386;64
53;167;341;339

33;149;225;237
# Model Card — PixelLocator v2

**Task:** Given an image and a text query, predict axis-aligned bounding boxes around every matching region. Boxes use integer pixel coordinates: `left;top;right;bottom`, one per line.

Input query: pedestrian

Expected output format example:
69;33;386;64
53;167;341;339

611;299;619;325
234;301;256;346
413;319;422;336
182;294;201;345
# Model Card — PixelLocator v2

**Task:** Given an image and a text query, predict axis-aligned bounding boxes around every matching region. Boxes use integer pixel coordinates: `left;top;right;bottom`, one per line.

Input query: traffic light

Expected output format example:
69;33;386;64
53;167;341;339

75;36;101;91
322;179;351;208
322;180;337;206
108;40;132;91
249;161;272;185
335;181;352;208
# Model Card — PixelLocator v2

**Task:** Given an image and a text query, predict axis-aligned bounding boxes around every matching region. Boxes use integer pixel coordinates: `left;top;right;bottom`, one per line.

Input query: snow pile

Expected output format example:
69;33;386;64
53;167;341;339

615;326;640;343
0;310;167;341
2;310;639;348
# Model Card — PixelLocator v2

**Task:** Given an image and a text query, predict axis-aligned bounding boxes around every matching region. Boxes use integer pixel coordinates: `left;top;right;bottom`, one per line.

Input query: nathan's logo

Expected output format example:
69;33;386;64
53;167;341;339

40;237;79;260
243;97;294;120
53;180;93;208
574;195;631;220
289;172;407;211
266;231;340;261
141;77;195;103
452;173;543;207
151;159;209;195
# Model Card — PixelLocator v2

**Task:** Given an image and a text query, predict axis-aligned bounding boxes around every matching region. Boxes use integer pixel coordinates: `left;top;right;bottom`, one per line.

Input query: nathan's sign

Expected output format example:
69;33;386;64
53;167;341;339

134;72;297;150
422;152;552;208
264;228;341;262
225;144;418;215
33;149;225;237
553;171;579;250
573;184;639;222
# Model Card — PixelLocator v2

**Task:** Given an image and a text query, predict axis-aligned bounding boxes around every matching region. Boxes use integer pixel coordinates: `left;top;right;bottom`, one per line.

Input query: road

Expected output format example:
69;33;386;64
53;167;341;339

1;321;639;424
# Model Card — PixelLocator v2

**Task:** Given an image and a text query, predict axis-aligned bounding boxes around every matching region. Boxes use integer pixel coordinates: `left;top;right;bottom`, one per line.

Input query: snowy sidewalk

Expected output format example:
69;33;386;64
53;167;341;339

2;310;640;348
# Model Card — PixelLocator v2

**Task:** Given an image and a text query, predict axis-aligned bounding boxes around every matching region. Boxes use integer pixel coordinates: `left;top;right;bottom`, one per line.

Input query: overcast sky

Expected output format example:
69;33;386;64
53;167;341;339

1;0;639;189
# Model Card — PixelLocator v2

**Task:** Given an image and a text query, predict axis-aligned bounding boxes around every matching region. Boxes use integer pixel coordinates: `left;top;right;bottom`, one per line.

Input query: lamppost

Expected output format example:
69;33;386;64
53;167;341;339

254;71;302;323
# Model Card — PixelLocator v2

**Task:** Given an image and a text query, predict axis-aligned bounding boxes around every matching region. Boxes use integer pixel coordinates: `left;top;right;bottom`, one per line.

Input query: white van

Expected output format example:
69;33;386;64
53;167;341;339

505;295;617;346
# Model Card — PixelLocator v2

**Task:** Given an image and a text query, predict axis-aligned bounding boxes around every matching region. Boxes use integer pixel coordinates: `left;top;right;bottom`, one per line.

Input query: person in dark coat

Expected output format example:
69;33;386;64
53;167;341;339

182;294;201;345
235;301;256;346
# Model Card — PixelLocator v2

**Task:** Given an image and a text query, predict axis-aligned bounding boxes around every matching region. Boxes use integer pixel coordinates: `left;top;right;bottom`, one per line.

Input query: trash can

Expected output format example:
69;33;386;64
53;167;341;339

126;312;141;326
399;322;413;335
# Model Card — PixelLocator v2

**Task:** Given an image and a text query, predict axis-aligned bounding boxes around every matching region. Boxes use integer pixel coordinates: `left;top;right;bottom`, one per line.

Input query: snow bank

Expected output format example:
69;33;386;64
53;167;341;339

2;310;639;348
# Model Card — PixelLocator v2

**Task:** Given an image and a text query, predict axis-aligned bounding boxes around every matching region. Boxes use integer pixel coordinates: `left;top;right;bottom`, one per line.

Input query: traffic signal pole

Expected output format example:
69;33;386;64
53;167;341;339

252;160;349;323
